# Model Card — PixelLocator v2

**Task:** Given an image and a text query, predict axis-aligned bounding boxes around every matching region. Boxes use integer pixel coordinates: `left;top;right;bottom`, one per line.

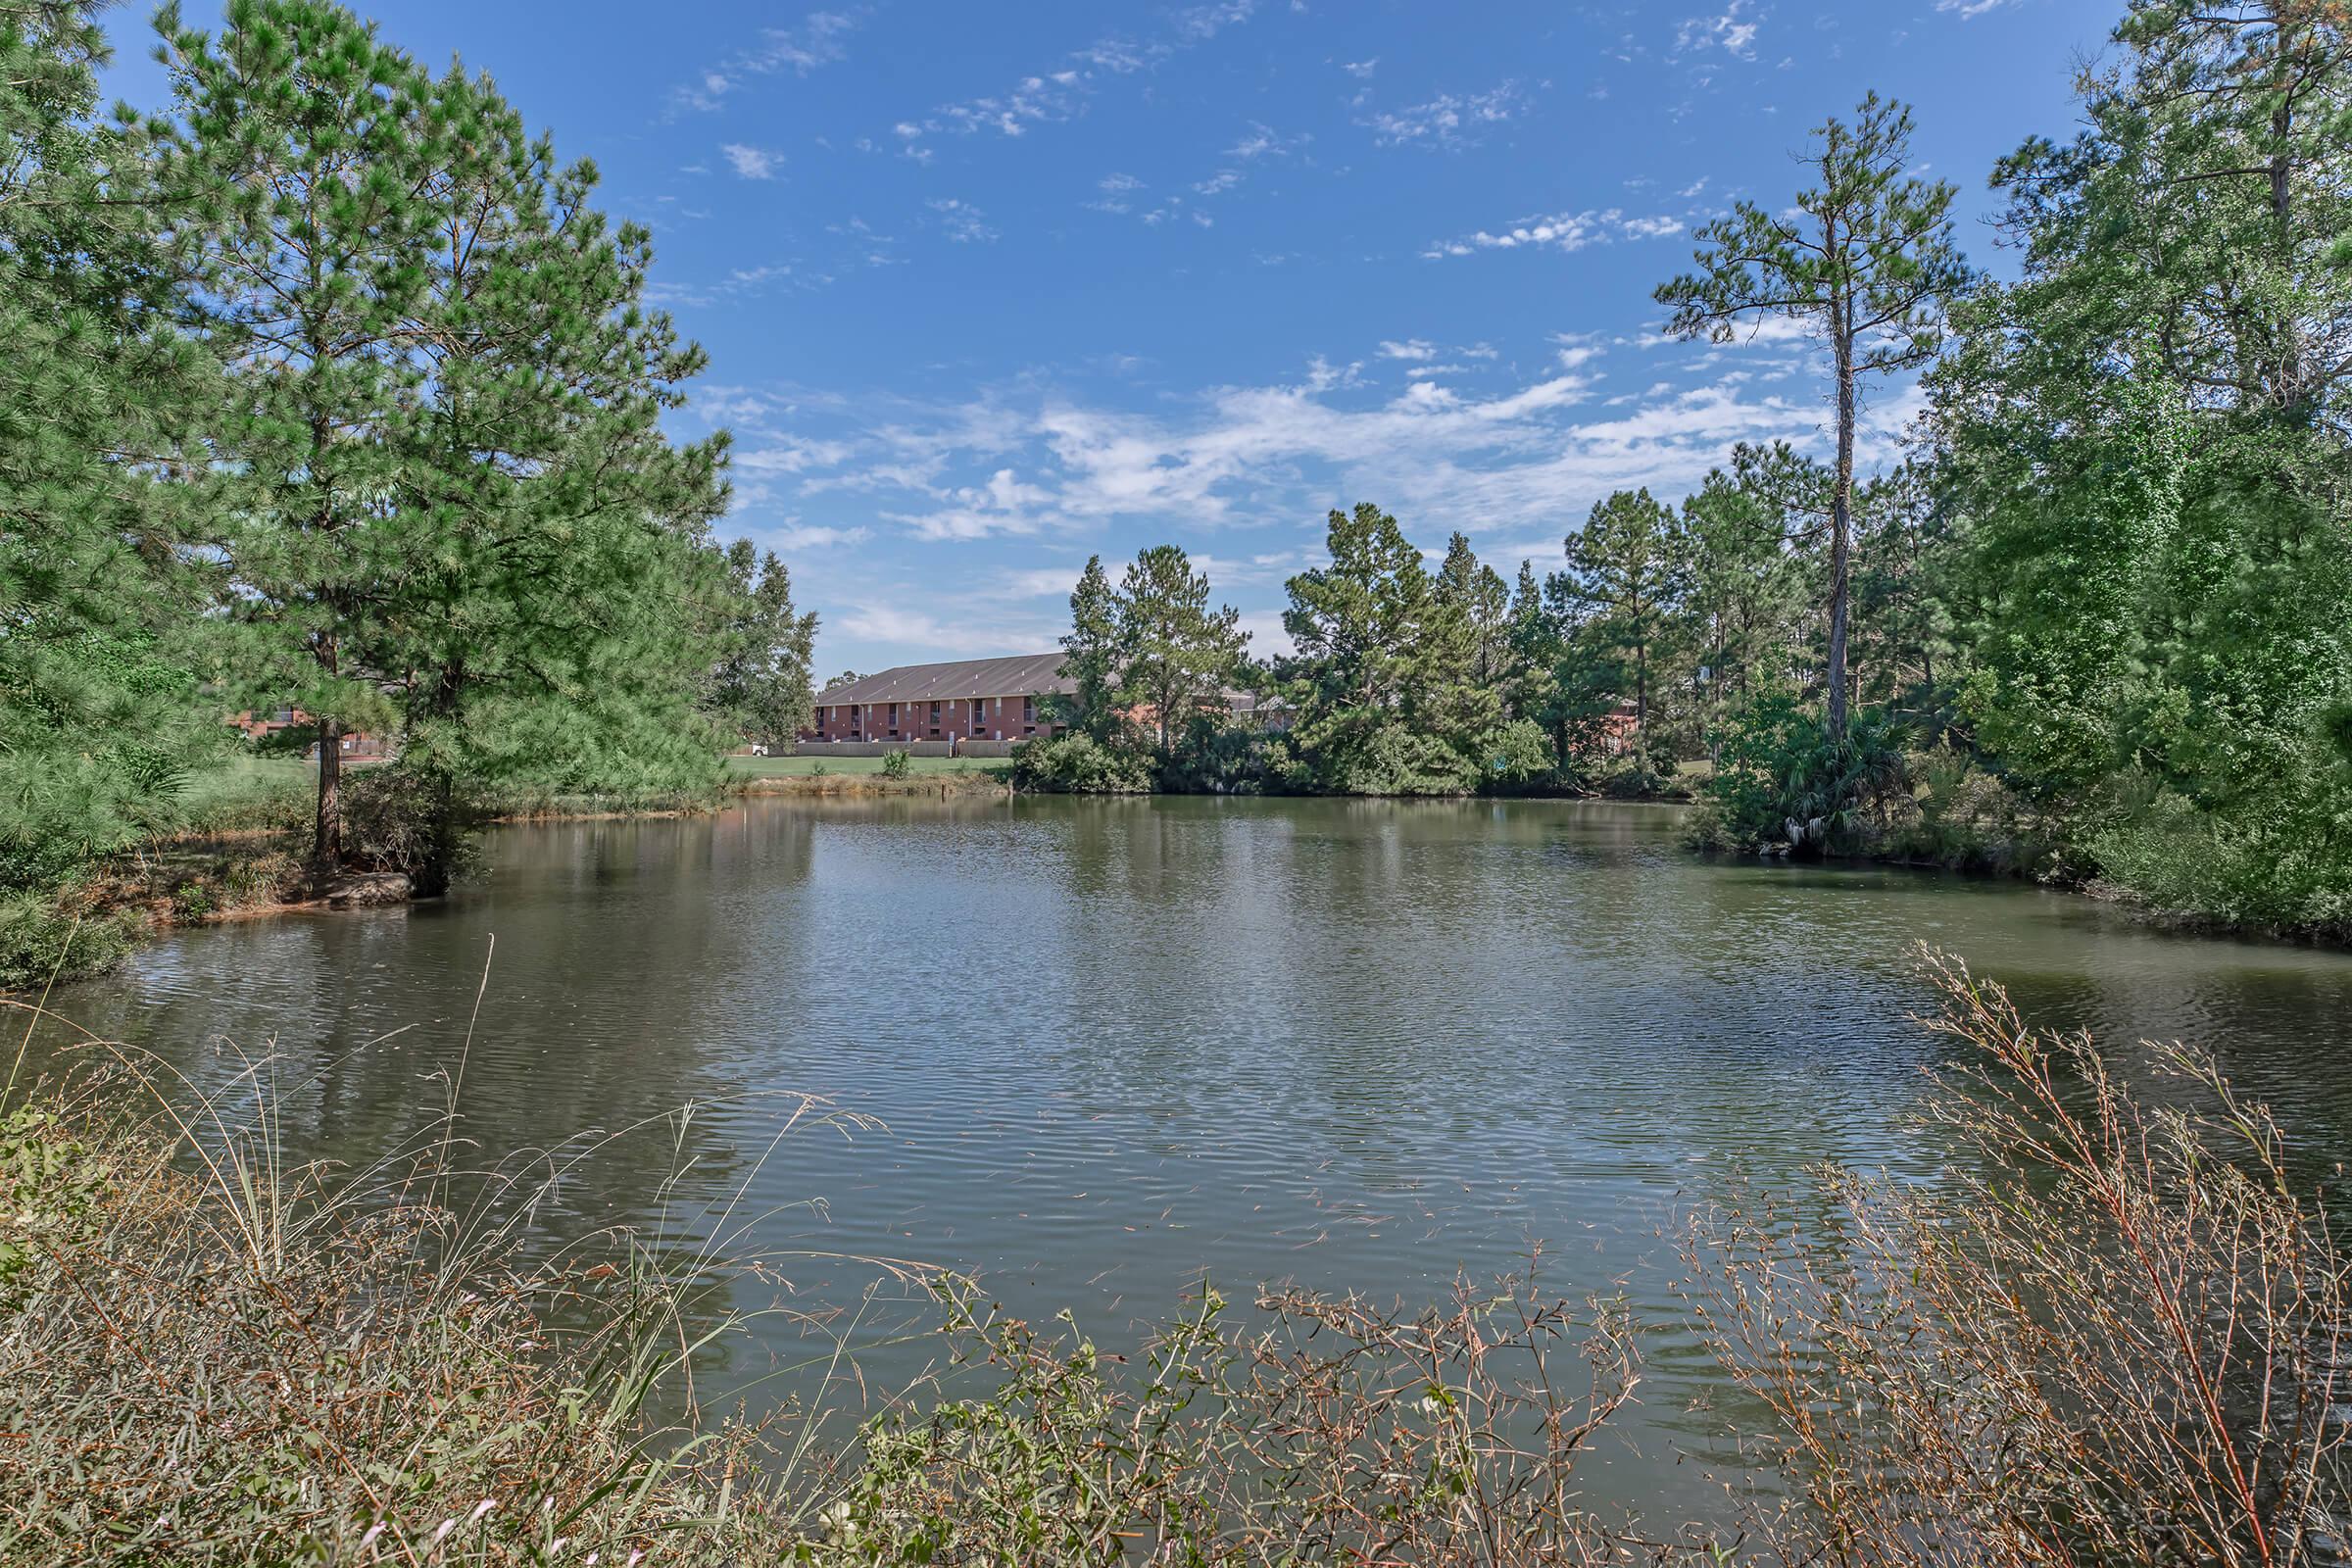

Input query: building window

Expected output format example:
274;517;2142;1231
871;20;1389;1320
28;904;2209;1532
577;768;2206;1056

1022;695;1035;722
930;702;941;723
971;699;985;728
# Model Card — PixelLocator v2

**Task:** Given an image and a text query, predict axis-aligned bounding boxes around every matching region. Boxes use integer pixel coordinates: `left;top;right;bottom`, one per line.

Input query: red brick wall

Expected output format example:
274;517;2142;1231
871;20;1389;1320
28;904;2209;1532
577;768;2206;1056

802;693;1058;744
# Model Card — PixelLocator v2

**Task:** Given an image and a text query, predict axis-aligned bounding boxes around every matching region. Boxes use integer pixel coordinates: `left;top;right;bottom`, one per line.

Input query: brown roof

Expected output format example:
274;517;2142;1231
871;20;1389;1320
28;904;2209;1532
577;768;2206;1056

816;654;1076;707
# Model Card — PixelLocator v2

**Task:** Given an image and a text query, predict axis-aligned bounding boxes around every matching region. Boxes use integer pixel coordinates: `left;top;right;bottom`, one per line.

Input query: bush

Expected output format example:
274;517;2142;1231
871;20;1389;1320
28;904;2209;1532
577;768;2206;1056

0;889;135;992
1474;718;1556;792
879;748;910;779
1695;694;1909;853
1009;732;1153;793
339;765;479;892
2088;784;2352;940
0;1072;876;1565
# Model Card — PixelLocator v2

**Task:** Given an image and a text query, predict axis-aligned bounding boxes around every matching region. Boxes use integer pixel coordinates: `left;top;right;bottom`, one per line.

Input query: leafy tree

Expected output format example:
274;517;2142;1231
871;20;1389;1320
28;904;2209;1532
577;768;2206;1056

705;542;817;747
1112;545;1249;766
0;1;220;913
1657;92;1972;740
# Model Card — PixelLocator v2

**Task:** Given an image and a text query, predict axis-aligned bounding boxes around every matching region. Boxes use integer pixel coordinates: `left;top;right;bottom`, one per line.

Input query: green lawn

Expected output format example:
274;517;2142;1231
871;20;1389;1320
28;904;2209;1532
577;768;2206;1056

725;754;1011;778
177;755;316;829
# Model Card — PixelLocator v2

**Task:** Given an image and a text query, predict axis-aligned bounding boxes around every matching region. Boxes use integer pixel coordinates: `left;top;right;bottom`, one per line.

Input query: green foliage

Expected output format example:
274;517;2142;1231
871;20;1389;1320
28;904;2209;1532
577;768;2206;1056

0;1105;105;1303
2090;785;2352;941
158;0;732;880
704;542;817;747
1695;694;1911;854
1051;554;1122;741
0;889;135;992
878;747;910;779
1010;731;1152;794
1279;503;1494;795
0;1;222;902
1558;489;1688;729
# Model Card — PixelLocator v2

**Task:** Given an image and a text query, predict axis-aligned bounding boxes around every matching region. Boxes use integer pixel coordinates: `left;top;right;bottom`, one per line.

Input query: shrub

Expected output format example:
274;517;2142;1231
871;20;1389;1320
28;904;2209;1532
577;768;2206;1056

879;748;911;779
0;1067;881;1565
1009;731;1153;793
1475;718;1557;792
0;889;135;992
339;764;480;892
1695;694;1909;853
2088;785;2352;941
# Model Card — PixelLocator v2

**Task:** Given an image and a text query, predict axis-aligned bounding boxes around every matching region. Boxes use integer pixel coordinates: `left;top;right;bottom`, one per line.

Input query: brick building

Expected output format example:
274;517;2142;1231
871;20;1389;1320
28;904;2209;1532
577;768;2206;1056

804;654;1078;744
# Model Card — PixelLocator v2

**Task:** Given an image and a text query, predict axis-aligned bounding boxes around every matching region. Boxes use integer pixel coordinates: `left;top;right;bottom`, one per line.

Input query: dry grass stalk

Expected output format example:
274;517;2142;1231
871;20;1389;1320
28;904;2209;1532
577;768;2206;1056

1686;949;2352;1568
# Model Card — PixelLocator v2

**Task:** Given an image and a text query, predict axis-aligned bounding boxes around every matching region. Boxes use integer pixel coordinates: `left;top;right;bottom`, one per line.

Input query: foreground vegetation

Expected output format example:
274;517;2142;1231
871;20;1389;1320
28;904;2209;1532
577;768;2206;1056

4;955;2344;1564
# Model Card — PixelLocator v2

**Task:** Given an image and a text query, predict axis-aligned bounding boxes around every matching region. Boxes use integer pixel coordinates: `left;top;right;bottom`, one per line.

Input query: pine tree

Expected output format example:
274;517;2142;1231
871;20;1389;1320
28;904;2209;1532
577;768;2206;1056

1054;555;1120;741
1282;503;1469;794
379;68;732;886
1558;489;1688;732
1656;93;1971;740
705;541;818;748
158;0;453;871
0;1;219;906
1112;545;1249;765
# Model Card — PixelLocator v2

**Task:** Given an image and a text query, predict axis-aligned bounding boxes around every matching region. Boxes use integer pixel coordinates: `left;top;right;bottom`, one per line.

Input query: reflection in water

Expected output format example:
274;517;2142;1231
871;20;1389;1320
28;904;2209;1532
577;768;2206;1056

28;795;2352;1513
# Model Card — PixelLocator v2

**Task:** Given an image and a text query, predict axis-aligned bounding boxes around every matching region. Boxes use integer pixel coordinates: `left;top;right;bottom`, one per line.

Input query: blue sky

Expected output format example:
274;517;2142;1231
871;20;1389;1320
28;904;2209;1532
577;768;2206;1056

104;0;2119;676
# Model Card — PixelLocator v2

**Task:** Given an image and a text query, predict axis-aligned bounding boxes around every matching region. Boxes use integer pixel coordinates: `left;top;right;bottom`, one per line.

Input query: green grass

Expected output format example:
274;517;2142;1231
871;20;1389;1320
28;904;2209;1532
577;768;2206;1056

726;754;1011;778
172;755;314;833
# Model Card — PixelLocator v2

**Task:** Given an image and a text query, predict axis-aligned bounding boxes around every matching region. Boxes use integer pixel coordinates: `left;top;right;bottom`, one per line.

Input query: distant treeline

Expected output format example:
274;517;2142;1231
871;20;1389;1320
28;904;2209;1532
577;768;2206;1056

1020;4;2352;941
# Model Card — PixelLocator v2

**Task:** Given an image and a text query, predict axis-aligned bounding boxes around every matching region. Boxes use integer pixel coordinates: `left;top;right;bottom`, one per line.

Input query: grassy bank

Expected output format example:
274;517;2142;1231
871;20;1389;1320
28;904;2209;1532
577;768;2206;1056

726;755;1012;800
4;956;2343;1564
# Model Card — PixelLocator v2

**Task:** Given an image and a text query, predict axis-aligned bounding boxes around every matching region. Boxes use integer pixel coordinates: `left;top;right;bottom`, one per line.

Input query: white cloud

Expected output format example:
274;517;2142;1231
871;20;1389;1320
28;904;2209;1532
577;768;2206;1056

893;3;1260;161
676;11;859;110
1379;339;1439;361
836;602;1063;656
1359;80;1527;148
1675;2;1760;60
1422;209;1684;259
736;439;856;475
1340;58;1378;78
927;198;999;243
1935;0;2018;14
1226;121;1307;160
721;143;782;180
769;523;870;550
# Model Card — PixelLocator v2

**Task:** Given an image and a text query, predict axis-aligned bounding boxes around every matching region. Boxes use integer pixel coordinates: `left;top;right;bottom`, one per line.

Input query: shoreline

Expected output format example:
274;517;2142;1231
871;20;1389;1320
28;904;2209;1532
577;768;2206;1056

16;780;2335;997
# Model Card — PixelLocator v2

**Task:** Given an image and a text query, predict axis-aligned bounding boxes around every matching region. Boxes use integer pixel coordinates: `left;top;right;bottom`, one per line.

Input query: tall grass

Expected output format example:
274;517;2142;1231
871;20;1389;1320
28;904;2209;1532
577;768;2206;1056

3;954;2348;1564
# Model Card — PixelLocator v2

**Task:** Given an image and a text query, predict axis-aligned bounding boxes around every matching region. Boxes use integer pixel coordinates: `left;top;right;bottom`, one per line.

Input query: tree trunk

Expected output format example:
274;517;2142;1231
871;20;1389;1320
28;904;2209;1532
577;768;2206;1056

1827;340;1857;742
314;715;343;871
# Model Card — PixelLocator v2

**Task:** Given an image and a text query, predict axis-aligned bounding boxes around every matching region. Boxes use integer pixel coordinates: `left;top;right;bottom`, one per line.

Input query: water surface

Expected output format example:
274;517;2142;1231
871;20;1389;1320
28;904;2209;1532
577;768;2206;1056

34;795;2352;1506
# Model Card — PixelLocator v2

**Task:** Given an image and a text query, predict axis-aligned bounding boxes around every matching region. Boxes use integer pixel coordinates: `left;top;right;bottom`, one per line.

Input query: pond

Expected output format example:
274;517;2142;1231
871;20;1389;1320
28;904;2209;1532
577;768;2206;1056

31;794;2352;1513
